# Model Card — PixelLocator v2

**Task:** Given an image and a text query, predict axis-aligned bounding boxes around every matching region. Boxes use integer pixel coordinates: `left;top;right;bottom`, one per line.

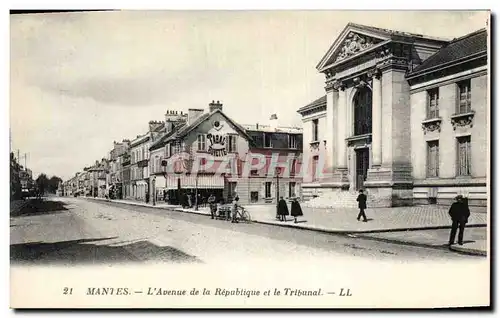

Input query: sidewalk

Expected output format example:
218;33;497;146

87;197;487;234
243;204;487;234
449;240;487;256
84;197;487;255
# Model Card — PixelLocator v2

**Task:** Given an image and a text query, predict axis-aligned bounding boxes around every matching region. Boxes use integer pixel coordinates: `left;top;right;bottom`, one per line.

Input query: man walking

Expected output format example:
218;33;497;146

356;189;368;222
448;195;470;246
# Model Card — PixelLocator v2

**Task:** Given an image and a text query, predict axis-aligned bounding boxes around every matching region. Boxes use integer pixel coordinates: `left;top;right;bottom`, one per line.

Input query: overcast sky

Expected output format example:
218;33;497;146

10;10;488;181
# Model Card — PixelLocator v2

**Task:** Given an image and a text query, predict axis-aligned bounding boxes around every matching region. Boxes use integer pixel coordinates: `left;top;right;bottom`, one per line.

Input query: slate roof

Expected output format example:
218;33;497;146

297;95;327;114
149;122;186;151
408;28;487;77
173;109;254;142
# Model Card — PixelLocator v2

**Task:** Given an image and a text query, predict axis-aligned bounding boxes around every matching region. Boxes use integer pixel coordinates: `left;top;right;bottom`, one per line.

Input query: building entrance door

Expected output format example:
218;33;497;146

355;148;369;190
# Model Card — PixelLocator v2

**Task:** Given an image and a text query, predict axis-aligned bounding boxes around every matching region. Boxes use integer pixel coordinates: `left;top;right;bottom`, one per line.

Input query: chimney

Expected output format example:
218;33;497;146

165;110;178;123
149;120;163;132
209;100;223;112
188;108;204;126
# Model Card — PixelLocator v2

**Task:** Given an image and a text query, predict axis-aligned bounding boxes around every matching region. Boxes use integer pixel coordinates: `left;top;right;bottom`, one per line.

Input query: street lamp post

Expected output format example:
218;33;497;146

195;174;199;211
275;167;280;220
152;175;156;206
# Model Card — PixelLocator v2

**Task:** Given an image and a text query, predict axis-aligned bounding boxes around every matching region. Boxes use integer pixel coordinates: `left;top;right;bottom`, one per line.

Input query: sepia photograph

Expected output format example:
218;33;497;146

9;9;491;309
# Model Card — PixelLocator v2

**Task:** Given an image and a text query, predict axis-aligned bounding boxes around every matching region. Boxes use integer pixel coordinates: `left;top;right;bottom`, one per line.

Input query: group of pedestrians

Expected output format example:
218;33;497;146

208;188;471;248
276;197;304;223
355;189;471;247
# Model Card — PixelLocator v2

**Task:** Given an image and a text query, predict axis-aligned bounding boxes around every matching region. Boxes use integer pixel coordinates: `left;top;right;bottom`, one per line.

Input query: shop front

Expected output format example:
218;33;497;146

164;174;225;206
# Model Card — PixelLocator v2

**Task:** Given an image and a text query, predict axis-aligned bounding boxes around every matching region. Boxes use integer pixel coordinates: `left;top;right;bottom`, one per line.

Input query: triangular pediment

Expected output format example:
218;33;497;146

317;23;391;72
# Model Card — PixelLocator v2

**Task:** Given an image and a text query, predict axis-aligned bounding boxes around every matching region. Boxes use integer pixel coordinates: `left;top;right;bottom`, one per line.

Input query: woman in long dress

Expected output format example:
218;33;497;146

277;197;289;222
290;198;303;223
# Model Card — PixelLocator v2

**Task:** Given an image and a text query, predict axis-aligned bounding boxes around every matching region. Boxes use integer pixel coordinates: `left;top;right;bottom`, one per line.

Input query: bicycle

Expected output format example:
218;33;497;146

236;206;252;223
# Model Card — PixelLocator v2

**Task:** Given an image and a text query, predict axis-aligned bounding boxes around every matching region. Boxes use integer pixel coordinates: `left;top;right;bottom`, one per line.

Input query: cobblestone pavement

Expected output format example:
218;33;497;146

243;204;487;233
358;227;487;250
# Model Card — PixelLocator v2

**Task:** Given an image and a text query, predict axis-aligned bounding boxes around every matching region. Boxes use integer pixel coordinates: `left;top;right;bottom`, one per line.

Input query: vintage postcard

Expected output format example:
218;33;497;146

9;10;491;309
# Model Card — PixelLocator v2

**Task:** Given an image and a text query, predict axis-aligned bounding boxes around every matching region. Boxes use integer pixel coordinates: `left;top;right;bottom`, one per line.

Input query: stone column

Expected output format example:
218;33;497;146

331;81;349;189
370;70;382;167
325;83;338;177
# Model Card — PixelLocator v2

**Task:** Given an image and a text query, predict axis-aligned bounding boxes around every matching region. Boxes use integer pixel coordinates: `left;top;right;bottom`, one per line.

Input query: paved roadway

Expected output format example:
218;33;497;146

10;197;482;265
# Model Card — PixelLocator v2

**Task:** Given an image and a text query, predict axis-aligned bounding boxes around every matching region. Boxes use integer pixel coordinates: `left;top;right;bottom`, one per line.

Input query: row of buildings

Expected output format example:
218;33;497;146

63;22;488;209
63;101;305;205
10;152;34;200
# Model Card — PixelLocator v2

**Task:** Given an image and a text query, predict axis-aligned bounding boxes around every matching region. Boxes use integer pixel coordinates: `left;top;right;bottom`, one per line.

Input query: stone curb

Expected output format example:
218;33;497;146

252;219;486;234
449;245;487;256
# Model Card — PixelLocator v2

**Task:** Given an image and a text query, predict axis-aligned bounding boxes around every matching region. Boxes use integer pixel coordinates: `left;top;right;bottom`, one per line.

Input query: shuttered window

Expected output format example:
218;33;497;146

457;79;472;114
457;136;472;176
265;182;272;198
427;88;439;119
197;134;206;151
226;135;237;152
426;141;439;177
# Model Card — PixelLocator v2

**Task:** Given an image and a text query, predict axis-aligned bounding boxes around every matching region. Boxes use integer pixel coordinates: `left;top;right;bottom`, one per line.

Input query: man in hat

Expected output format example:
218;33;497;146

356;189;368;222
448;195;471;246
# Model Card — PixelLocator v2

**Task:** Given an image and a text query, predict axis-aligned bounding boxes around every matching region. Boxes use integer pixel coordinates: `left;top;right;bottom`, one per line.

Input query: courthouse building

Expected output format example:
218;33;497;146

298;23;488;208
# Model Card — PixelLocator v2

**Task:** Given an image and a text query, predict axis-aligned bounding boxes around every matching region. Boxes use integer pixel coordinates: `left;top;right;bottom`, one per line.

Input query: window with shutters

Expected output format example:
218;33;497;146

226;135;237;152
265;182;272;198
427;88;439;119
457;136;472;176
197;134;206;151
426;141;439;177
457;80;472;114
290;159;297;176
166;144;171;157
173;142;181;155
289;182;296;198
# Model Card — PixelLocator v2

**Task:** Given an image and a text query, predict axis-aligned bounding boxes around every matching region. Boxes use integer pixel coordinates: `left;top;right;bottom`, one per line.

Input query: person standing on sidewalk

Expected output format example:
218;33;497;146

356;189;368;222
231;196;241;223
290;198;303;223
208;193;217;219
277;197;289;222
448;195;471;246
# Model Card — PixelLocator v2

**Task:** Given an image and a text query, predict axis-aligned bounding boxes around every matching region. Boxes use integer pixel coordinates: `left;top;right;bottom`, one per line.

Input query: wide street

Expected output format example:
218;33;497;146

10;197;484;265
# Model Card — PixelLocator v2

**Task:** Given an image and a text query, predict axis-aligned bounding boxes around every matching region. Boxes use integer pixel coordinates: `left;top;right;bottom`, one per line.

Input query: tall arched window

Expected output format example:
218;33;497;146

353;86;373;136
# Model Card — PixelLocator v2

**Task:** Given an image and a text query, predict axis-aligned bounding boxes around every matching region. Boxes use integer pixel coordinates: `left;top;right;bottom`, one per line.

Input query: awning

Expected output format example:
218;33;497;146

153;176;166;188
166;174;225;190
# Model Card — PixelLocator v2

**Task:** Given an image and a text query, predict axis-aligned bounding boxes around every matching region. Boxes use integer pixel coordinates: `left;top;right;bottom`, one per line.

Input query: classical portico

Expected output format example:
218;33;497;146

314;23;447;206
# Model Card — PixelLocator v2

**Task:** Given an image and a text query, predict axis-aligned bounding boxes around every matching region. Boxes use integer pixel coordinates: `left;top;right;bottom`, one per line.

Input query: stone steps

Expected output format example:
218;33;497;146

303;189;387;209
